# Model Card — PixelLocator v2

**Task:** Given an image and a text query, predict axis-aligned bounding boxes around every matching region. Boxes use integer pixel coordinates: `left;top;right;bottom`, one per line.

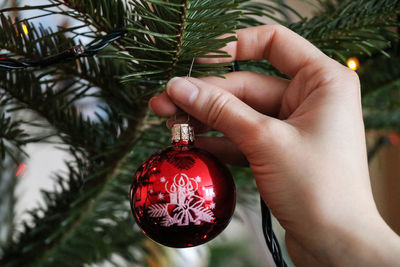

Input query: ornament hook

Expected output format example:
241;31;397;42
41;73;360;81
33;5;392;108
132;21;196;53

174;112;190;124
185;58;195;80
172;58;195;125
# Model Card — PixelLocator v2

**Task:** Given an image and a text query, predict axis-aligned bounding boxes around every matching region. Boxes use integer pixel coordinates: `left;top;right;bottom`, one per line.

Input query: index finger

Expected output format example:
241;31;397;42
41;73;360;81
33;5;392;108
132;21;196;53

198;24;331;77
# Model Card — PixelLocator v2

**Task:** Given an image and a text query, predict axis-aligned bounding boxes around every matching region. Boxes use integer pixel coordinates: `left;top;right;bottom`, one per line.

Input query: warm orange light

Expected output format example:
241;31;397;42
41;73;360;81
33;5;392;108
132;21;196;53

347;57;359;71
389;132;400;145
22;24;29;35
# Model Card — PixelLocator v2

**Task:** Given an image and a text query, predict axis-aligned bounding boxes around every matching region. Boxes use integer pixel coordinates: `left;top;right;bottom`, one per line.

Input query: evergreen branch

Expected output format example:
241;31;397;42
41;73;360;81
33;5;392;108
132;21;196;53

0;3;61;13
0;108;149;266
0;155;20;250
0;111;30;162
57;55;142;118
49;0;128;33
0;14;137;121
0;17;131;156
238;0;399;75
236;0;304;27
0;14;76;61
121;0;240;88
360;53;400;130
0;70;120;156
360;54;400;99
290;0;400;62
168;0;189;79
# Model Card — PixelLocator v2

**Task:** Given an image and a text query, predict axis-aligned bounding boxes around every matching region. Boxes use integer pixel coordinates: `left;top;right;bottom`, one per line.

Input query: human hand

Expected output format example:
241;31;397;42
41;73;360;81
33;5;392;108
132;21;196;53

150;25;400;266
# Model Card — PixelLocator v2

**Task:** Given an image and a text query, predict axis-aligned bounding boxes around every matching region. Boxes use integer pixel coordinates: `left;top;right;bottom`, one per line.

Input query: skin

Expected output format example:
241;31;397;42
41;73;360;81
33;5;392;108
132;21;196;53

149;25;400;266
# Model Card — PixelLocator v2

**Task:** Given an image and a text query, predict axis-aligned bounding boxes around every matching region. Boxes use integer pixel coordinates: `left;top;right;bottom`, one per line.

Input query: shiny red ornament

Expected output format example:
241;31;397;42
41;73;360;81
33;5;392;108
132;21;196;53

130;124;236;248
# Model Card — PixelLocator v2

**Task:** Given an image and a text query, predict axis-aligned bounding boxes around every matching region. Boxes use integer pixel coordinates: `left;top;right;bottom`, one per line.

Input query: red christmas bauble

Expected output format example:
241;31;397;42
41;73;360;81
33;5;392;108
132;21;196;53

130;124;236;248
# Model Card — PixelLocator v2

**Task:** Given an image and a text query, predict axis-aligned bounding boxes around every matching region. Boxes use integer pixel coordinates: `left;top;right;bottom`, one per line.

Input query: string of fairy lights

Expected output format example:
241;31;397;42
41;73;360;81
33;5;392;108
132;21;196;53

0;22;360;72
0;27;126;70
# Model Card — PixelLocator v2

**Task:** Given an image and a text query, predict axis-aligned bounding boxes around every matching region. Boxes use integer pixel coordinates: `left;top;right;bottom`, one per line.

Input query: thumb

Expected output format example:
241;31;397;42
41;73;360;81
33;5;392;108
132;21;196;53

166;77;280;150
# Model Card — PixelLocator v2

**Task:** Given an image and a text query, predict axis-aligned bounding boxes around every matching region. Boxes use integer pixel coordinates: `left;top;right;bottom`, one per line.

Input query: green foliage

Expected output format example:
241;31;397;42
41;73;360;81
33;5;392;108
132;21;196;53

50;0;128;32
0;156;19;249
236;0;304;27
0;110;29;162
120;0;239;87
291;0;400;62
362;55;400;130
0;0;399;266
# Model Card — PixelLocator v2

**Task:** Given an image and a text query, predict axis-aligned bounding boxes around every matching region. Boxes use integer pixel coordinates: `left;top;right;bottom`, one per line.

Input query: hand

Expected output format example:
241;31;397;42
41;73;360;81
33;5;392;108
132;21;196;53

150;25;400;266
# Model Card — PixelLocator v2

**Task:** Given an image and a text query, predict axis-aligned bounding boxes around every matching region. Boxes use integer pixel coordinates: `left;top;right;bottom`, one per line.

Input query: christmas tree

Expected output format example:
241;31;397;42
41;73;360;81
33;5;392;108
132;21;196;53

0;0;399;266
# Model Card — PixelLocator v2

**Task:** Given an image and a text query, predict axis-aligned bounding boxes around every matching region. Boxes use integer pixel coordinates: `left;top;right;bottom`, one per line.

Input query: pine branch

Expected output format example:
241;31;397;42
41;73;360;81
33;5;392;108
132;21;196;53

0;108;149;266
0;17;132;156
238;0;400;75
360;53;400;130
0;14;143;126
0;14;77;60
0;70;120;156
58;55;143;118
49;0;129;34
361;55;400;100
0;3;61;13
236;0;304;27
121;0;240;87
290;0;400;62
0;110;30;162
0;155;20;249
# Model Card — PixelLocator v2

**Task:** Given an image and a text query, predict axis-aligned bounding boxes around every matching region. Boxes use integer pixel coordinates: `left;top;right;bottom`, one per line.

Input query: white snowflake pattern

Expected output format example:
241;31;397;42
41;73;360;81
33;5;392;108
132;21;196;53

160;177;166;183
195;176;201;182
210;202;216;209
158;193;164;200
149;189;154;194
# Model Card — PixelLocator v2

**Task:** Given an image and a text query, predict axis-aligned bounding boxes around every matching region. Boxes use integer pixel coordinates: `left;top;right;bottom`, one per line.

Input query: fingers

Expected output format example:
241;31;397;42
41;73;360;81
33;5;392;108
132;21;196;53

195;136;248;166
151;71;289;117
198;24;331;77
200;72;289;116
149;90;178;116
165;76;281;149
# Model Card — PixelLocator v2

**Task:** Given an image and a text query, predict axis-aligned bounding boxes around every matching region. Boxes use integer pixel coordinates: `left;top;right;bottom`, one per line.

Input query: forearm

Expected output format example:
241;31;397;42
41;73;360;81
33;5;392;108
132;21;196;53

328;214;400;266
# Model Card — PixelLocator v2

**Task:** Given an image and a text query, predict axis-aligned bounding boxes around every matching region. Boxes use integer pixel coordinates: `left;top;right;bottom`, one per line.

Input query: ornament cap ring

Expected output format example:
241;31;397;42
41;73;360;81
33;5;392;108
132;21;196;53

171;123;194;144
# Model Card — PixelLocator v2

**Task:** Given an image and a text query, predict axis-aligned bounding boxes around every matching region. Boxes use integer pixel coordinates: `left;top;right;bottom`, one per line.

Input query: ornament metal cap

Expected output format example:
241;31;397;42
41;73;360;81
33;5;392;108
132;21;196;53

171;123;194;144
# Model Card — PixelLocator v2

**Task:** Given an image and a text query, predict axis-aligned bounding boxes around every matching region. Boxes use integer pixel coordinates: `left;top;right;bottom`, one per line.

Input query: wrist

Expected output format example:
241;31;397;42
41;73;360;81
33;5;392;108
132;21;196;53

328;212;400;266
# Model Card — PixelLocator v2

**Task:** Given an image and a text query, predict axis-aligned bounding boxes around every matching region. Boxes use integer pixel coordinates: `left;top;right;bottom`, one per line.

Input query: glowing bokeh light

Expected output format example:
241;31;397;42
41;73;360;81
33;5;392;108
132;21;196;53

347;57;359;71
22;24;29;35
16;163;27;177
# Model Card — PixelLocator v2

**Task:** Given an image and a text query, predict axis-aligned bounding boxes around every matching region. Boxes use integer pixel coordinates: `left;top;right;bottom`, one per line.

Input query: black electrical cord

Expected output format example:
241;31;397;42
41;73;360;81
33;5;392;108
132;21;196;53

0;29;126;71
261;197;287;267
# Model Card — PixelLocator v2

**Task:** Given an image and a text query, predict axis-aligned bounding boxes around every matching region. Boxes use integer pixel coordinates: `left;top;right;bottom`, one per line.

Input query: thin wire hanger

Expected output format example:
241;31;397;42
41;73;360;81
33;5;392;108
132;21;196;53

173;58;195;124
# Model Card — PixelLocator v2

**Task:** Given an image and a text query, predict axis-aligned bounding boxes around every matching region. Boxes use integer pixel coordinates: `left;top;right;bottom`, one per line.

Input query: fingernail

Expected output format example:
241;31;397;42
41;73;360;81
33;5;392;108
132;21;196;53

166;77;199;105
